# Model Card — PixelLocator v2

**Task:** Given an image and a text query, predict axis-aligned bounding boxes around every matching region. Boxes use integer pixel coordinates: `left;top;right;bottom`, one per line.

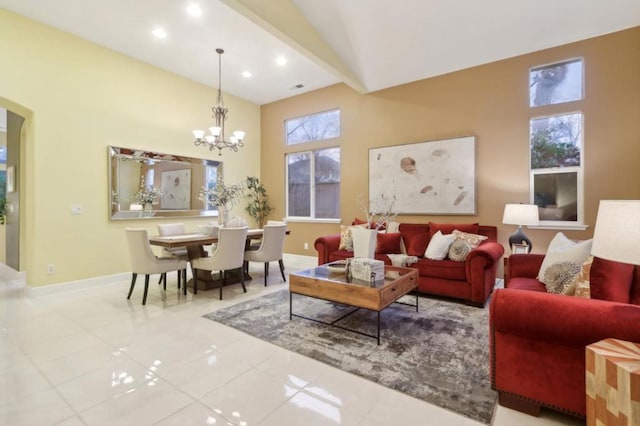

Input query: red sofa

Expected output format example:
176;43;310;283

491;254;640;418
314;222;504;306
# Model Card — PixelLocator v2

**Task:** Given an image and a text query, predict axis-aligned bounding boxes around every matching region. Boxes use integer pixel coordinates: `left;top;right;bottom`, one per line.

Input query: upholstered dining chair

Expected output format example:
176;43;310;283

157;223;189;286
244;222;287;287
190;226;248;300
125;228;188;305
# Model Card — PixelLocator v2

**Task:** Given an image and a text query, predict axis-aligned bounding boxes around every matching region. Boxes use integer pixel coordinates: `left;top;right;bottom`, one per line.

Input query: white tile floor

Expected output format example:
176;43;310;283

0;256;584;426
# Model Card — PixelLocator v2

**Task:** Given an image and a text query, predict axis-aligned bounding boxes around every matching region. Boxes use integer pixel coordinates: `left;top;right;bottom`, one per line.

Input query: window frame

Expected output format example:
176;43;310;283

529;57;584;108
284;108;341;146
285;146;341;222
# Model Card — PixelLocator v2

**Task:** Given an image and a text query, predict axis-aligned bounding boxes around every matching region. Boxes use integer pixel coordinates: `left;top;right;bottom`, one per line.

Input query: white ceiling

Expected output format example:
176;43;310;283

1;0;639;105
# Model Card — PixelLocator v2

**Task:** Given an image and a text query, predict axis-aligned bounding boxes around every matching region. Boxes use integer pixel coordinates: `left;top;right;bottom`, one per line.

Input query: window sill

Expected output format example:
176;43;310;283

528;223;589;231
285;217;341;224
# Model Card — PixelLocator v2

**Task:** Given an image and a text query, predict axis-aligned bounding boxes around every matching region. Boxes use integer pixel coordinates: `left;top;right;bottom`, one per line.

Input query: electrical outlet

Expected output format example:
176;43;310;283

47;264;56;274
304;242;309;250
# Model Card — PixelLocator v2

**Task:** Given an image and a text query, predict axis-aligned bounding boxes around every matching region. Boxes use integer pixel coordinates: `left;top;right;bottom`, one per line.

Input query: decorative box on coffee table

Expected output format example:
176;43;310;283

586;338;640;426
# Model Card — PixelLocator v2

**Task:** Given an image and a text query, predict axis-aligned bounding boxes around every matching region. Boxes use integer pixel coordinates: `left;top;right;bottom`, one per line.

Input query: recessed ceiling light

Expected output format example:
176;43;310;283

275;56;287;66
152;27;167;39
186;4;202;17
241;71;252;78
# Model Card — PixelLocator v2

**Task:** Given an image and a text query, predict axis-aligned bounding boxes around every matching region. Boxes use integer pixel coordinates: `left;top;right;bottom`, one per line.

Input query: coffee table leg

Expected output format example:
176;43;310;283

377;311;381;345
416;292;419;312
289;292;292;320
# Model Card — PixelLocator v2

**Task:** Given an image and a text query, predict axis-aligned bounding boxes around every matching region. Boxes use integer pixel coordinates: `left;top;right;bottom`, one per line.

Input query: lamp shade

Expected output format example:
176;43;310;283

502;204;540;226
591;200;640;265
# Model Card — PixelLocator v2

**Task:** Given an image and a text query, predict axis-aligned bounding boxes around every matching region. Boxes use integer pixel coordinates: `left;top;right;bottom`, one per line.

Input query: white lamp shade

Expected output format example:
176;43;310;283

502;204;540;226
209;126;222;137
233;130;245;141
192;129;205;139
591;200;640;265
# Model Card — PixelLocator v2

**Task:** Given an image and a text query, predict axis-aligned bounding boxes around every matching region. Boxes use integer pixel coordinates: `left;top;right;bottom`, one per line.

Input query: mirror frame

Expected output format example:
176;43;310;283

108;146;222;220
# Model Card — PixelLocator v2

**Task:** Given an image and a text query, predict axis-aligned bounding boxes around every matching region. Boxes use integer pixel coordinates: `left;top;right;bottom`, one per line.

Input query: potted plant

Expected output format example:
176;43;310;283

352;193;398;258
132;177;163;210
198;176;245;225
244;176;273;228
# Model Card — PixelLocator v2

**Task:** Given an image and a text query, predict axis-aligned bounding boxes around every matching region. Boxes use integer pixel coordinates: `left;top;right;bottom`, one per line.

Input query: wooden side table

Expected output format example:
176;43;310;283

586;338;640;425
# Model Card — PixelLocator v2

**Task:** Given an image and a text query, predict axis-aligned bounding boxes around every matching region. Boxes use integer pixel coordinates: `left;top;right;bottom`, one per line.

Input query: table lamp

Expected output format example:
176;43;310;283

591;200;640;265
502;204;539;253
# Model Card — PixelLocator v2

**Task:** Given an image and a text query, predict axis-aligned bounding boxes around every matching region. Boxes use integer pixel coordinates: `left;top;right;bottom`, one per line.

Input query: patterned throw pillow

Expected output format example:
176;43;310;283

448;239;471;262
538;232;592;283
452;230;488;248
339;225;355;251
543;261;582;295
572;256;593;298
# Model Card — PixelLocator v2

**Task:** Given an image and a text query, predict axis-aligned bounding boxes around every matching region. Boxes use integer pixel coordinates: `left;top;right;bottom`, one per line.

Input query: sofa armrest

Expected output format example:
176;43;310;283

506;254;545;282
314;234;341;265
491;289;640;347
465;241;505;305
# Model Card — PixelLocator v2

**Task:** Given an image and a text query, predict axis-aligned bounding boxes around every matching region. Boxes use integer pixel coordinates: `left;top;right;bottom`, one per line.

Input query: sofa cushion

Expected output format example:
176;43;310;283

542;261;581;295
590;257;635;303
571;256;593;298
406;231;431;257
507;277;547;292
429;222;479;237
452;230;488;248
631;267;640;305
538;232;592;285
448;239;471;261
376;232;403;254
413;258;467;281
425;231;456;260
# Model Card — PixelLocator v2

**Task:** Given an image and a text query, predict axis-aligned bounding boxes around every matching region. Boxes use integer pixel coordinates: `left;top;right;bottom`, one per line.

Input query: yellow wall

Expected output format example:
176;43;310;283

0;9;261;286
262;27;640;258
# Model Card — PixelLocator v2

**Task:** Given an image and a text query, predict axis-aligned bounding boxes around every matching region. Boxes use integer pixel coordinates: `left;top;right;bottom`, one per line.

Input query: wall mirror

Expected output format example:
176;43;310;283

109;146;221;220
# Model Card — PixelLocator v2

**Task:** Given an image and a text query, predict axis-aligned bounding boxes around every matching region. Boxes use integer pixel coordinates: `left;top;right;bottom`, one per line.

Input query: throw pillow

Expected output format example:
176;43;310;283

338;225;366;251
452;229;488;248
448;239;471;262
376;232;403;254
385;221;407;254
542;261;581;295
537;232;593;284
589;257;635;303
429;222;479;238
407;232;431;257
425;231;456;260
572;256;593;298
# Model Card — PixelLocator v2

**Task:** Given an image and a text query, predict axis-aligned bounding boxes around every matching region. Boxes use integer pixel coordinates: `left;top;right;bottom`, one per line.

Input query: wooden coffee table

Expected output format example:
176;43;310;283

289;264;419;344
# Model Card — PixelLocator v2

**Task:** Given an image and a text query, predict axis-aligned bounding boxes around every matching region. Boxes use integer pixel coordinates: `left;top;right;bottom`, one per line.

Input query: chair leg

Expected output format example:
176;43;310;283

264;263;268;286
158;273;165;285
163;274;167;291
243;260;249;275
177;270;181;290
240;267;247;293
193;269;198;295
219;270;225;300
279;259;286;282
127;273;137;300
183;269;188;296
142;274;150;305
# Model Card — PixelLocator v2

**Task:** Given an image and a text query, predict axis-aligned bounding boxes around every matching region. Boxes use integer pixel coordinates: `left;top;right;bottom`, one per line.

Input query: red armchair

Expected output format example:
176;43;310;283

491;254;640;417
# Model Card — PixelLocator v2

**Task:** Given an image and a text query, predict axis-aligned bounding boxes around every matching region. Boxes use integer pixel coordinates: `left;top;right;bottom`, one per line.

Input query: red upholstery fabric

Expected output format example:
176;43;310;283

407;232;430;256
376;232;402;254
352;217;385;230
631;267;640;304
490;255;640;419
590;257;635;303
412;258;466;280
428;222;479;237
398;223;430;256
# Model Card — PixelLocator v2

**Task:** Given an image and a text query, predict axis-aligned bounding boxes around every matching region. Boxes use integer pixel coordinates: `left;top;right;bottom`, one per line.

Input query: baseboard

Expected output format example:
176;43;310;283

26;272;130;298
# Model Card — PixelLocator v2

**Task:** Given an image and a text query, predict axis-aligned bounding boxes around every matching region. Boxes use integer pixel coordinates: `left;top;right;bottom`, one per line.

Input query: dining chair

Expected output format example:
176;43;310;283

125;228;188;305
244;222;287;286
156;222;189;286
190;226;248;300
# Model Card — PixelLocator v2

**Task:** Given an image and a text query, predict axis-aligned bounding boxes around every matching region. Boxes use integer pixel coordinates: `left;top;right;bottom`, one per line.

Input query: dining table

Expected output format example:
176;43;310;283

149;228;287;291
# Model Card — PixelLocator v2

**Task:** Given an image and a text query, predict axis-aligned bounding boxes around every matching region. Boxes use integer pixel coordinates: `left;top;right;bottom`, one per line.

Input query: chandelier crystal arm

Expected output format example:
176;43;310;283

192;48;245;155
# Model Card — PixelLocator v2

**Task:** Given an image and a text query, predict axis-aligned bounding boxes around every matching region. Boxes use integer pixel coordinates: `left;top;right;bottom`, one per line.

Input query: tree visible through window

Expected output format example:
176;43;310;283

286;148;340;219
285;109;340;145
530;59;583;107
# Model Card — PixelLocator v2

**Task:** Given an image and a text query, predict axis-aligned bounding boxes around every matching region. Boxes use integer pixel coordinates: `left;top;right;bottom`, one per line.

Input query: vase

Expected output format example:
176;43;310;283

218;205;229;226
144;203;153;211
351;227;377;259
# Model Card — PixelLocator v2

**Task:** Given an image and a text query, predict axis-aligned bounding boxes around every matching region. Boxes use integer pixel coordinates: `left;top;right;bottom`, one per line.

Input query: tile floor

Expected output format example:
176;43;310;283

0;256;584;426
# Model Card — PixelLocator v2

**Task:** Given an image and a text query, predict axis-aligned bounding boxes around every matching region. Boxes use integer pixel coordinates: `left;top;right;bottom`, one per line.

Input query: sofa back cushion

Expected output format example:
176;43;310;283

376;232;403;254
398;223;430;257
590;257;635;303
428;222;479;237
630;266;640;305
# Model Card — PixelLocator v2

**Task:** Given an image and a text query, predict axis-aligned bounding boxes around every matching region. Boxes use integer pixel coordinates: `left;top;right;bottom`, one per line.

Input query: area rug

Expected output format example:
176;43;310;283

204;290;496;424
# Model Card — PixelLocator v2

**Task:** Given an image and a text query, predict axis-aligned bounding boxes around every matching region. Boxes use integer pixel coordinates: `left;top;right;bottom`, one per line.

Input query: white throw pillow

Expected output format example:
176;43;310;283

424;231;456;260
537;232;593;284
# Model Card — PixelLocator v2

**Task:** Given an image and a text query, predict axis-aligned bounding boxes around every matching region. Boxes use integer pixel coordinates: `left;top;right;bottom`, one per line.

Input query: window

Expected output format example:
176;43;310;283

530;58;583;107
286;147;340;219
528;58;585;228
285;109;340;145
529;112;584;224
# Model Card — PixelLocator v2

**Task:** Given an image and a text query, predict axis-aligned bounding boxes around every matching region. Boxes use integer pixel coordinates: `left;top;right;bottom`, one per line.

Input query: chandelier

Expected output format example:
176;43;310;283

193;48;245;155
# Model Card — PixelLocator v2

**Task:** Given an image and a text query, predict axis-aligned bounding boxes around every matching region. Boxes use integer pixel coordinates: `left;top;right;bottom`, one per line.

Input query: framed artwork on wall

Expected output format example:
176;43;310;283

161;169;191;210
369;136;476;215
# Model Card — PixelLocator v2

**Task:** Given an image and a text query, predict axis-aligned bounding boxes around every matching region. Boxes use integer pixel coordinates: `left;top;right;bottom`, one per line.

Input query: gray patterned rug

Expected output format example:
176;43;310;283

204;290;496;424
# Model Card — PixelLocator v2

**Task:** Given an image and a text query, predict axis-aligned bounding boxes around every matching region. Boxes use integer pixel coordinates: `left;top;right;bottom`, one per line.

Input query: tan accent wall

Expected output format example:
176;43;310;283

262;27;640;264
